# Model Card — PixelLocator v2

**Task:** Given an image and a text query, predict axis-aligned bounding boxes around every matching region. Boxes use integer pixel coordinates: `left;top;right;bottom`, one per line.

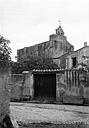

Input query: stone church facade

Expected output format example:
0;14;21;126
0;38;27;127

17;25;74;66
17;24;89;69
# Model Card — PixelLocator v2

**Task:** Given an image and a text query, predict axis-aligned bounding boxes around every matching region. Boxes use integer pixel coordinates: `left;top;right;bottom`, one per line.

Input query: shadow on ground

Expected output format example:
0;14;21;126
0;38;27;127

18;122;89;128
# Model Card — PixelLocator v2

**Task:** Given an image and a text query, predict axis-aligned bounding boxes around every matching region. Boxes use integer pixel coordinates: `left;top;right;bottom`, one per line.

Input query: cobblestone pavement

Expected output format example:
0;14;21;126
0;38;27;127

10;102;89;125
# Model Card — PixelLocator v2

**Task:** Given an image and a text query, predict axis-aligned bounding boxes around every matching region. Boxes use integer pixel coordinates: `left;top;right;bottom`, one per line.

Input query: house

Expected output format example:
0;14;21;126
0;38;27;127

66;42;89;69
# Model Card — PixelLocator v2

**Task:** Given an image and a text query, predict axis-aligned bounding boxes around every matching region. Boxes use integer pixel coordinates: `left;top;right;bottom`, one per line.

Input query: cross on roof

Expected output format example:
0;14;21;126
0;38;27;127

58;20;61;26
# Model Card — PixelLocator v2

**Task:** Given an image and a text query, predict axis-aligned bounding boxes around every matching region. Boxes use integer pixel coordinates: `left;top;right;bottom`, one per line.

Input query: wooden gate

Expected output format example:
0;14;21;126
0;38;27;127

34;73;56;99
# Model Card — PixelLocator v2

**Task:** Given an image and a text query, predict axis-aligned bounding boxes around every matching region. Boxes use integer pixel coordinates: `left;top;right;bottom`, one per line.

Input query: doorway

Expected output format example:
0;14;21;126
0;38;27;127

34;73;56;99
72;57;77;68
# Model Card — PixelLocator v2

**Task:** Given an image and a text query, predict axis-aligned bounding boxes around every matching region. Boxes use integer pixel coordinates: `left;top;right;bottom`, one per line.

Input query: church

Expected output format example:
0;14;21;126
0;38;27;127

12;24;89;104
17;24;89;69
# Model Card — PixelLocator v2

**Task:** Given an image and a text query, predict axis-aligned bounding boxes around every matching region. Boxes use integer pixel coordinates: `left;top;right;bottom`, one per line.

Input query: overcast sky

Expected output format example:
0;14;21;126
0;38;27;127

0;0;89;61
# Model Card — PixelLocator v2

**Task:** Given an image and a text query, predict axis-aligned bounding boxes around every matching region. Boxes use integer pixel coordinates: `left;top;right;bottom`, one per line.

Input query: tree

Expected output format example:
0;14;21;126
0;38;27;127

0;36;15;127
11;56;59;74
0;35;11;72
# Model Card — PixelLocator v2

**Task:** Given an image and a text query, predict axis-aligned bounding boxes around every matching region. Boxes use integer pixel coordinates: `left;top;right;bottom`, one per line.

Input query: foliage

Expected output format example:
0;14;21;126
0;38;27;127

11;56;59;74
0;35;11;71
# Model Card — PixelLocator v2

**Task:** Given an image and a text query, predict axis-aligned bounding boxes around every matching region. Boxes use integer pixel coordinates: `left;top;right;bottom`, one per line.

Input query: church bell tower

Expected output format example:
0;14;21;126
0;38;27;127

56;25;64;36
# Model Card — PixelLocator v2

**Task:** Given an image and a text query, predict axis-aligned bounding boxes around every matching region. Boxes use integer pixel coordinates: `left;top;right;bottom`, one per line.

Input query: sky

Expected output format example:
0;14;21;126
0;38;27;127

0;0;89;61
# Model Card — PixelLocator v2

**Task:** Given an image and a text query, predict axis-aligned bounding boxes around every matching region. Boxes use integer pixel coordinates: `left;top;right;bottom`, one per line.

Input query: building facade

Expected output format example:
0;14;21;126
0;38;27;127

66;44;89;69
54;42;89;69
17;25;74;64
17;24;89;70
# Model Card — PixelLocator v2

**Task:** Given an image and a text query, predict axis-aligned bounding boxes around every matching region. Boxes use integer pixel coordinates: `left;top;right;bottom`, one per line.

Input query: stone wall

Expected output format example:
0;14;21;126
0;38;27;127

56;69;89;104
10;69;89;104
0;72;10;123
17;25;74;64
10;73;34;101
10;74;23;100
17;39;73;63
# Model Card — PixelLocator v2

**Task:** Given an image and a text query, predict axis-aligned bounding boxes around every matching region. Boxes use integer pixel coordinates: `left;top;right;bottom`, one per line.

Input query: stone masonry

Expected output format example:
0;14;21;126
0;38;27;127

17;25;74;66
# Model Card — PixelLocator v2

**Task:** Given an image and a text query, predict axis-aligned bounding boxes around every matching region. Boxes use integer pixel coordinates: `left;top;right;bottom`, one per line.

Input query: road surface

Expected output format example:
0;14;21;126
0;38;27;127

10;102;89;125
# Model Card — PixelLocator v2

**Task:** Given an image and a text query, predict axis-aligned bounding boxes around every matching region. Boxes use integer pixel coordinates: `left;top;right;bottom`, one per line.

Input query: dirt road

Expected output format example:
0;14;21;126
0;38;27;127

10;102;89;126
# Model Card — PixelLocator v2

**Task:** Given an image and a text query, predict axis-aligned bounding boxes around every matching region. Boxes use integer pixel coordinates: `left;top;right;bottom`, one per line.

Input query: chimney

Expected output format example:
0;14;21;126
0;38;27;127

84;42;87;47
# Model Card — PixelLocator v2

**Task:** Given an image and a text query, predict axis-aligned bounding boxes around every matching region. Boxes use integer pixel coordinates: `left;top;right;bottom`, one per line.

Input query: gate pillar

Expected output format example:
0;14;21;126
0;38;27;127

56;72;66;102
